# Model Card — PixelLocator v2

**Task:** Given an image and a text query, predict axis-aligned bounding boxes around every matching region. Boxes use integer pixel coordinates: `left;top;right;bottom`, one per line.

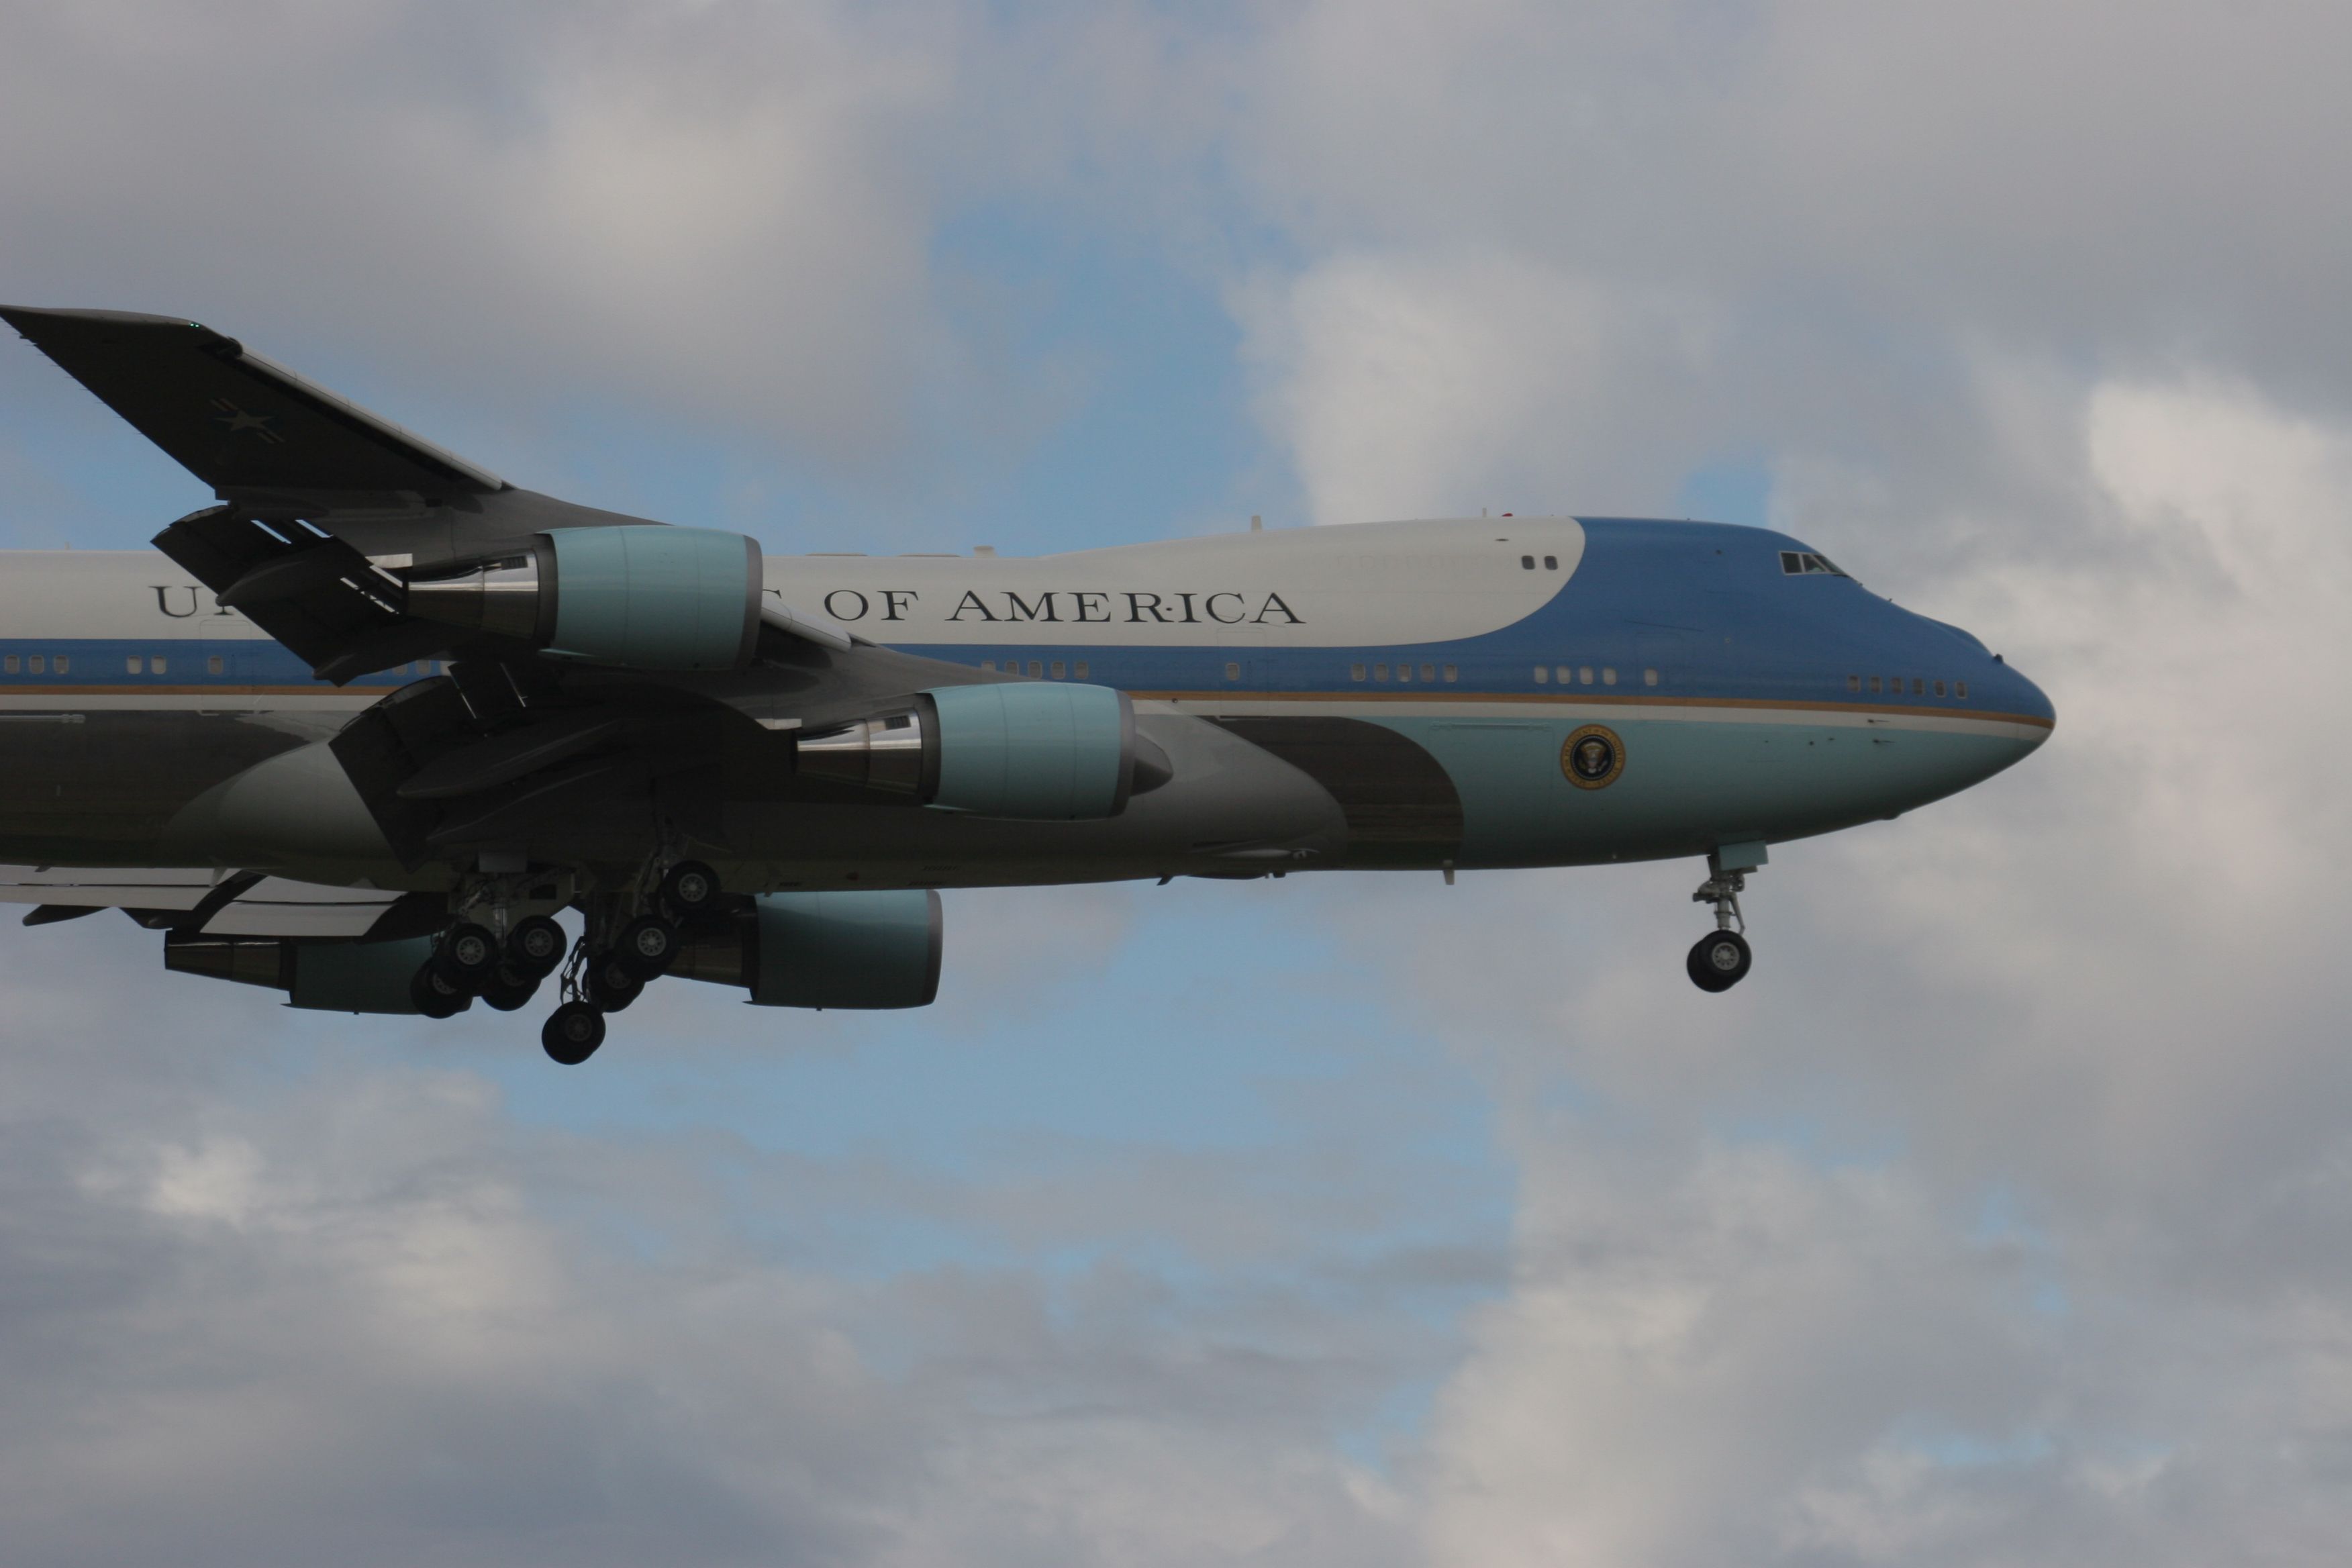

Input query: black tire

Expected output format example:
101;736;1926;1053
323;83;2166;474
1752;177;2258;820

480;964;540;1012
1687;930;1753;993
659;860;720;919
410;962;471;1019
434;921;501;991
542;1001;606;1065
506;915;567;975
584;951;644;1013
616;914;679;980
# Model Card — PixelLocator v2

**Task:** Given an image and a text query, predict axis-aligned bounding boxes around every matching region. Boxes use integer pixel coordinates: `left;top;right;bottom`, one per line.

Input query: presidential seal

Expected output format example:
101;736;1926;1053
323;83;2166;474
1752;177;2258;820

1561;724;1626;790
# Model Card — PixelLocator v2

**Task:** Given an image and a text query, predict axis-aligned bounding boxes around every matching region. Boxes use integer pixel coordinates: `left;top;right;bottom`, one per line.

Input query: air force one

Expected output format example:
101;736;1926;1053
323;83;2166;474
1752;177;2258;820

0;306;2053;1062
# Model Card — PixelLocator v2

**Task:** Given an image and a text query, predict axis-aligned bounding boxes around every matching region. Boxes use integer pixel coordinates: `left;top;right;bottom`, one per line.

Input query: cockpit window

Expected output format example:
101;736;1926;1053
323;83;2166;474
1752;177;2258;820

1779;550;1848;577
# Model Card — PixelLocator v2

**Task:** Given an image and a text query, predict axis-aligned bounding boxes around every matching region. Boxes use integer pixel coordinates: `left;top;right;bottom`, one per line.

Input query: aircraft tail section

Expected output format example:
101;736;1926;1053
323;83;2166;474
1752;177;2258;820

0;305;503;502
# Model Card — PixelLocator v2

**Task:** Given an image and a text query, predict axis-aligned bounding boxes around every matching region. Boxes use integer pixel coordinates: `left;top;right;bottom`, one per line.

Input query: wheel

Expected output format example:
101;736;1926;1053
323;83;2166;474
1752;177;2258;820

506;915;567;975
479;964;541;1012
659;860;720;919
409;962;471;1019
616;914;679;980
541;1001;606;1065
434;921;500;991
1687;930;1753;993
584;950;644;1012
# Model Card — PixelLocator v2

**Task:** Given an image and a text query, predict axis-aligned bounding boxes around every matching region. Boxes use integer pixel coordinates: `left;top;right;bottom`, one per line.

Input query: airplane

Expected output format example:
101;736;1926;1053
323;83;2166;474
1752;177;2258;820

0;306;2054;1063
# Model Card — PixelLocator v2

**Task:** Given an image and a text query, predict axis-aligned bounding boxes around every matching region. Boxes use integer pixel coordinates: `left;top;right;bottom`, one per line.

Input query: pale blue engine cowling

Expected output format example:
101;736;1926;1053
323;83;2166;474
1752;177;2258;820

402;524;764;671
164;932;436;1014
748;889;943;1009
926;683;1134;819
793;682;1150;820
544;526;763;670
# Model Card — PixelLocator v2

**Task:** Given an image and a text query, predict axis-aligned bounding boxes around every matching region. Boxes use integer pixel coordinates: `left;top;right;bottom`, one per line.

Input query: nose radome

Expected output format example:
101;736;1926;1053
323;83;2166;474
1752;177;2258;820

1988;656;2057;735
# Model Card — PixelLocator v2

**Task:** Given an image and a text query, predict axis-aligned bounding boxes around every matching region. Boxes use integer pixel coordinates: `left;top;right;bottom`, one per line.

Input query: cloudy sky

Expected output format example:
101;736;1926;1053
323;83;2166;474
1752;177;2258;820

4;3;2351;1563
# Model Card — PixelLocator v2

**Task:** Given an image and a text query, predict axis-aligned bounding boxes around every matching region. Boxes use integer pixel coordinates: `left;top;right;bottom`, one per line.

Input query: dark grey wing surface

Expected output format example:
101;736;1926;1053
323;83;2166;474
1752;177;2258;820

3;304;861;690
0;305;501;501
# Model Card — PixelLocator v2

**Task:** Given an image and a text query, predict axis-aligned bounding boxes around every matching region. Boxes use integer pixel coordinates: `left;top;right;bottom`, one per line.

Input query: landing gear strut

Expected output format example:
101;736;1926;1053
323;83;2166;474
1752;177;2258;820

1687;844;1763;993
530;856;723;1063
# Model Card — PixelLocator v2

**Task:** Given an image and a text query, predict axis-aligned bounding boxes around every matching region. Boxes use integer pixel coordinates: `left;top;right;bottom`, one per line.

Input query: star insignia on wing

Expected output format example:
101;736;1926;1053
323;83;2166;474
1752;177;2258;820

208;397;286;444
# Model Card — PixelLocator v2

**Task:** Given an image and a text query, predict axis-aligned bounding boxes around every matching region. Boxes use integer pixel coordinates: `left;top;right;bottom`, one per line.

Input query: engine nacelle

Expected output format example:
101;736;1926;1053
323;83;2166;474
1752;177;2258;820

404;525;763;671
672;890;942;1009
165;932;435;1014
796;683;1169;820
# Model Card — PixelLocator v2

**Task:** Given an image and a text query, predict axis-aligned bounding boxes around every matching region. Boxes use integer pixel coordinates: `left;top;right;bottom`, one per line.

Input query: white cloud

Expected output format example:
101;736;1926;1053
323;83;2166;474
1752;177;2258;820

1238;254;1721;524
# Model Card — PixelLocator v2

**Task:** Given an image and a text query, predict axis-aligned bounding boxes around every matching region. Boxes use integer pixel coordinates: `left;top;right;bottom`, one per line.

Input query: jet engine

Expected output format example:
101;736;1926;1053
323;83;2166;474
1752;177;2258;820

403;525;763;671
795;683;1172;820
165;932;437;1014
672;890;942;1009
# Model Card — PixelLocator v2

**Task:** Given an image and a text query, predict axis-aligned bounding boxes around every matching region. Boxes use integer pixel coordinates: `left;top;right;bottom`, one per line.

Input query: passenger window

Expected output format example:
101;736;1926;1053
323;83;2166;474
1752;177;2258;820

208;655;225;676
1224;662;1240;681
1847;674;1859;692
1027;660;1042;677
1934;679;1946;697
1351;664;1366;681
1520;555;1534;570
151;656;165;675
1579;666;1594;685
1543;555;1558;570
1555;665;1571;683
1075;660;1089;679
1644;668;1659;687
1869;675;1882;694
127;656;142;674
1911;677;1924;695
4;656;17;673
52;656;66;674
1442;664;1457;682
28;655;44;673
1955;680;1968;699
981;660;995;672
1398;663;1413;683
1531;666;1547;683
1602;667;1616;685
1420;664;1436;681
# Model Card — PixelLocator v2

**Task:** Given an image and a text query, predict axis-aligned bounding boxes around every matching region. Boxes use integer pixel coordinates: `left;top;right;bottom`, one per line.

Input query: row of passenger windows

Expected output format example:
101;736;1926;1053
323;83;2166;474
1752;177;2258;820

0;654;454;679
4;654;232;676
980;658;1089;679
1534;665;1659;687
1851;674;1968;699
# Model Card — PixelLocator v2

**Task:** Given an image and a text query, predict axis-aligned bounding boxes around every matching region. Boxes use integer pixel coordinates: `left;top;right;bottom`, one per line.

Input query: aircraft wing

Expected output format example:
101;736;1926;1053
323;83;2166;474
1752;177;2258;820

0;306;503;501
3;305;859;683
0;865;422;939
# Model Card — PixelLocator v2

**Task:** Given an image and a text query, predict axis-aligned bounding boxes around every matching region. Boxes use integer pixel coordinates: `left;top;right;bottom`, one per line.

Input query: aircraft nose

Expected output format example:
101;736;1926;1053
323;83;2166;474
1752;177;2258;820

1982;654;2056;737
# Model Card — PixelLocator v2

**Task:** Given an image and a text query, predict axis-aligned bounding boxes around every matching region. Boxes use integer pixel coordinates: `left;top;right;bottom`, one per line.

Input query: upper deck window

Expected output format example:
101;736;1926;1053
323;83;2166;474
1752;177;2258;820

1779;550;1848;577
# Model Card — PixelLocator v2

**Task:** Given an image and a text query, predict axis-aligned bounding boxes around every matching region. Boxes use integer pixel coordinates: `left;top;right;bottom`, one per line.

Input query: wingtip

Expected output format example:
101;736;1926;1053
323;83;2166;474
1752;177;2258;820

0;305;214;337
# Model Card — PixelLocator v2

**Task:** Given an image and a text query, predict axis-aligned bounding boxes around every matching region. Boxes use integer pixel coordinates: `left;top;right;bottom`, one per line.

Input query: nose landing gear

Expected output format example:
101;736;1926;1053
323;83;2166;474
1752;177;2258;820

1687;842;1765;993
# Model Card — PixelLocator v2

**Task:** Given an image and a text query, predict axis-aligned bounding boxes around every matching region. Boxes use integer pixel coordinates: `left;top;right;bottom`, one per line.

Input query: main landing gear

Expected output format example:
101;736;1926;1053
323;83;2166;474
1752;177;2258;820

1687;844;1765;993
402;854;720;1058
527;857;719;1066
411;910;569;1018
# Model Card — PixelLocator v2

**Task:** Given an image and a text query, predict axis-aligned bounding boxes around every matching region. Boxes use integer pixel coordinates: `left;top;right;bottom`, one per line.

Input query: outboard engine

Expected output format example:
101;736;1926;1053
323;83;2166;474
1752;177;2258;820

795;684;1172;820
